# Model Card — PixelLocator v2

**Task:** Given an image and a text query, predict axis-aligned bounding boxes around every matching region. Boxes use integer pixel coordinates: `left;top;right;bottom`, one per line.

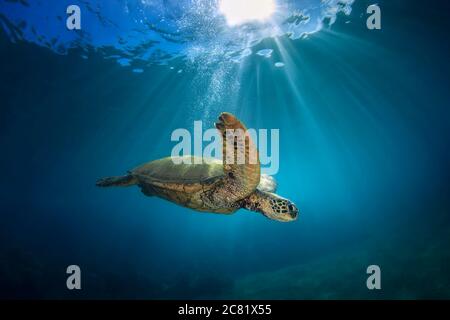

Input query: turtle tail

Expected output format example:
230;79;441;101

96;174;137;187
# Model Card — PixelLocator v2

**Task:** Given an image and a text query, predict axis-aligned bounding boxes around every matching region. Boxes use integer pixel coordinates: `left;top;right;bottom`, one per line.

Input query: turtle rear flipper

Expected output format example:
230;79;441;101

96;175;137;187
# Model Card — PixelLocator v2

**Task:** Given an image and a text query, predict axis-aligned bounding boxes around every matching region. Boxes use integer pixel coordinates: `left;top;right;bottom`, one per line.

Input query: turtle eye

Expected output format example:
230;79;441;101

288;204;294;211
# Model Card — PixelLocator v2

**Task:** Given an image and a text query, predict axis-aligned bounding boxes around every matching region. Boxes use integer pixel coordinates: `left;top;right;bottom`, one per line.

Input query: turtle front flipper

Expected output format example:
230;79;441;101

214;112;261;201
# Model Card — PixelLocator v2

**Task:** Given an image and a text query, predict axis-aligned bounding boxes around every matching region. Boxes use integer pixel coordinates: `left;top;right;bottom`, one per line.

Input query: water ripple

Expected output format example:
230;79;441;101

0;0;354;66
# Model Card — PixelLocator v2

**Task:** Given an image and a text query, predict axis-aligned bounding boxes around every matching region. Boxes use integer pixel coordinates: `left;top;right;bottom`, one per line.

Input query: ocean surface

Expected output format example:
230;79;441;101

1;0;450;299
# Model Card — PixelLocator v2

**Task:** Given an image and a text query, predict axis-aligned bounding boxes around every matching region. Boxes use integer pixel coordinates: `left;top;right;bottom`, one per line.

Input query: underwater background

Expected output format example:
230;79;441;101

1;0;450;299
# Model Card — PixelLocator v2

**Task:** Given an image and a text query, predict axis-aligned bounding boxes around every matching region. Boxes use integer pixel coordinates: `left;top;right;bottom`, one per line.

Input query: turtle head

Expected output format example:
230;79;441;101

261;192;299;222
243;190;299;222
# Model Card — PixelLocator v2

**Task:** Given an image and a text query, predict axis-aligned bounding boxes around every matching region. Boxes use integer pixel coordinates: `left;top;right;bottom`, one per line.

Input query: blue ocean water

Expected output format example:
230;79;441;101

0;0;450;299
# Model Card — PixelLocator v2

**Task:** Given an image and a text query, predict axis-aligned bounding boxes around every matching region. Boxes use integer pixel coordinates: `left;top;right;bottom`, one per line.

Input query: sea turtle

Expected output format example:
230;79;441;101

96;112;298;222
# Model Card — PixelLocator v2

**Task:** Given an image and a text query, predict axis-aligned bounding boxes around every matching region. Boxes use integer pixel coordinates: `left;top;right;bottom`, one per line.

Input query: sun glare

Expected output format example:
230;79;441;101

219;0;276;26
